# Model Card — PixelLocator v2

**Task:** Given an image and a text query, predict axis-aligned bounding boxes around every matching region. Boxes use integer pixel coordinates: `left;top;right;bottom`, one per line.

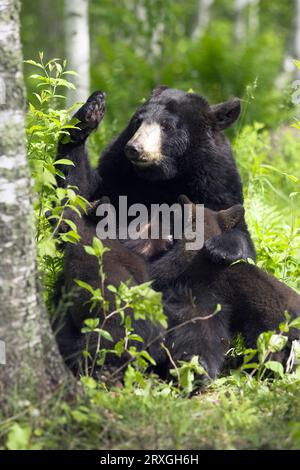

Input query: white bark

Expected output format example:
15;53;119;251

65;0;90;105
134;2;164;59
235;0;259;41
192;0;214;40
294;0;300;78
235;0;248;41
248;0;259;37
278;0;300;86
0;0;69;408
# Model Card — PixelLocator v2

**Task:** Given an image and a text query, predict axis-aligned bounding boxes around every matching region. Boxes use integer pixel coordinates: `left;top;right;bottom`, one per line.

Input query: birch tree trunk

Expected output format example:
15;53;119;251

235;0;248;41
65;0;90;106
0;0;69;410
191;0;214;41
278;0;300;86
248;0;259;38
294;0;300;79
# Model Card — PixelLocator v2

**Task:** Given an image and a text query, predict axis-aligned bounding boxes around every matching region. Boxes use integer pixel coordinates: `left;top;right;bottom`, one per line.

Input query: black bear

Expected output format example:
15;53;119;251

53;87;256;381
56;87;256;267
54;199;168;380
146;196;300;379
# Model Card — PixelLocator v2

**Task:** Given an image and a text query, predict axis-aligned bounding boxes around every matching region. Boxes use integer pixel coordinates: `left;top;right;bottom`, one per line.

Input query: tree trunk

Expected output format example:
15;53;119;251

0;0;69;410
277;0;300;86
248;0;259;38
191;0;214;41
235;0;248;41
294;0;300;78
65;0;90;106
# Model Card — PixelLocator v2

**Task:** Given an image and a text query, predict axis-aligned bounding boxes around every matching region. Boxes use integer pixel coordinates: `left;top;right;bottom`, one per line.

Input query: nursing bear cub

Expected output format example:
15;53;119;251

147;196;300;379
54;201;167;378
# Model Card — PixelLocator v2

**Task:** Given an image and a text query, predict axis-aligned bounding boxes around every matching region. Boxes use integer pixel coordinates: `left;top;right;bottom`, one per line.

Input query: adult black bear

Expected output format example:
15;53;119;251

56;87;256;266
148;196;300;379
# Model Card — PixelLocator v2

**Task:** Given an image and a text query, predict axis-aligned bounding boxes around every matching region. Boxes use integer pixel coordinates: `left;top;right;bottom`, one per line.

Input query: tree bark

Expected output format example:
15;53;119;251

294;0;300;78
234;0;248;41
0;0;69;410
65;0;90;106
191;0;214;40
278;0;300;85
248;0;259;38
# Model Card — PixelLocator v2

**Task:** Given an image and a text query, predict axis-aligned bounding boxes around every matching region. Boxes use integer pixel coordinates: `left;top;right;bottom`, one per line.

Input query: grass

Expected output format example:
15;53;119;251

1;372;300;450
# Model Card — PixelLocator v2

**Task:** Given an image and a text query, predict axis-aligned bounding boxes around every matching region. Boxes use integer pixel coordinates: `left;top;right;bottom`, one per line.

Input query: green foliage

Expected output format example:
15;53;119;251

170;356;208;395
234;313;300;381
10;52;299;449
24;54;89;308
234;123;300;289
2;371;300;449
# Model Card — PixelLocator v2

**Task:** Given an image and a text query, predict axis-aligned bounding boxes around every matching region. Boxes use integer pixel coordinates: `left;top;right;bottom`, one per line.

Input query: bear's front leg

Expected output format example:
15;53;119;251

56;91;106;199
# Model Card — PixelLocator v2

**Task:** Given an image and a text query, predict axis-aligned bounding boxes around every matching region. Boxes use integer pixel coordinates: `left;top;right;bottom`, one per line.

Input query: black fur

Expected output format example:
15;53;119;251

54;202;166;379
55;87;256;266
148;198;300;378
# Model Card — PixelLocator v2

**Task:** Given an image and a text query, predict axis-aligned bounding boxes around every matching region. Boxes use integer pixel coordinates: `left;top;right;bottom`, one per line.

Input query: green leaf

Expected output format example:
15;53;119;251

7;423;31;450
92;237;109;257
265;361;284;378
62;219;78;232
290;317;300;330
80;376;97;390
268;334;288;353
98;329;114;342
54;159;75;166
62;70;79;76
66;189;77;201
24;59;44;68
84;245;96;257
60;230;80;244
139;350;156;366
293;59;300;70
38;238;57;258
129;334;144;343
107;284;117;293
29;74;44;80
75;279;95;294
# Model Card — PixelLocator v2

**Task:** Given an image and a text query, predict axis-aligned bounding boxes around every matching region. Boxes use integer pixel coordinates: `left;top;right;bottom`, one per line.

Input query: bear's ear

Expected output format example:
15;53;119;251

211;98;241;130
150;85;169;99
217;204;245;231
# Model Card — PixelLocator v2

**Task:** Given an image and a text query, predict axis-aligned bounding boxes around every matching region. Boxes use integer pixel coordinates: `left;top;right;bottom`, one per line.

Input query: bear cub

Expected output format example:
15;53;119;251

54;199;169;381
146;196;300;379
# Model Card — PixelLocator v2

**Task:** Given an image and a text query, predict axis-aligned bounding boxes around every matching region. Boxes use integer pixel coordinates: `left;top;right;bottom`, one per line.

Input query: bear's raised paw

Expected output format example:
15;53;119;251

68;91;106;143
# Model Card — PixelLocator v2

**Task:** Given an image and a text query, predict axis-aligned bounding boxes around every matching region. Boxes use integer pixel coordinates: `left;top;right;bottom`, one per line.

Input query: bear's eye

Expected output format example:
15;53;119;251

161;119;175;132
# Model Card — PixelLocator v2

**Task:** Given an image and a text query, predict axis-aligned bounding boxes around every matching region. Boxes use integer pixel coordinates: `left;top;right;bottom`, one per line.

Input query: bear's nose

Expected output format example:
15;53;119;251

125;141;143;162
